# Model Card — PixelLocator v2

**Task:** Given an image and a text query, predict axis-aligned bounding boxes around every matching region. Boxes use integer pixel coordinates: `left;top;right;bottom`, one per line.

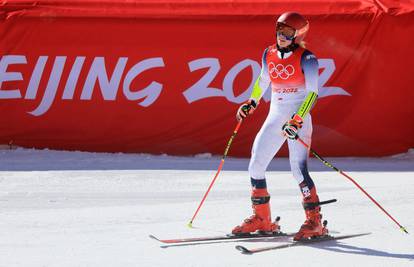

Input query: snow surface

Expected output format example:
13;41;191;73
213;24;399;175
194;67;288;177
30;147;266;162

0;148;413;267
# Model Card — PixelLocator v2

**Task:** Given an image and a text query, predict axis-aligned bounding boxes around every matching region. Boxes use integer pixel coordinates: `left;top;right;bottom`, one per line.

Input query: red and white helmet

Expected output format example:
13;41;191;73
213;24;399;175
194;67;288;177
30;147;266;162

276;12;309;43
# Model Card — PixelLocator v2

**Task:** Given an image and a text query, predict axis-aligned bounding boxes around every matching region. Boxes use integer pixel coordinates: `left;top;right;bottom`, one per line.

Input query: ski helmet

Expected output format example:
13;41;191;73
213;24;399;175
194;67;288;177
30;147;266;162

276;12;309;44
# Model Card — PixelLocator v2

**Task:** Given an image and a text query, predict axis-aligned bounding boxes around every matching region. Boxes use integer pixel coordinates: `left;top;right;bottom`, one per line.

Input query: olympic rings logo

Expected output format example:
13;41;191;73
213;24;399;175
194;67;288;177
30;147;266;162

268;63;295;80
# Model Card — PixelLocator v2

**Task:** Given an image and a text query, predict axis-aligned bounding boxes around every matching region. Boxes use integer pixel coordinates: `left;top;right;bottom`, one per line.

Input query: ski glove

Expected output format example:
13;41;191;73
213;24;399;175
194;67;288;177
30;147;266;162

282;114;303;140
236;99;257;121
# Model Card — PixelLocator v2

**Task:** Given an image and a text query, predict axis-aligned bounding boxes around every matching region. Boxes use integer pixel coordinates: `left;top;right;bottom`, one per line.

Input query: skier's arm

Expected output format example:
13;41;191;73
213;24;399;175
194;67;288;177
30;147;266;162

250;48;271;104
282;50;319;139
236;48;270;121
296;50;319;119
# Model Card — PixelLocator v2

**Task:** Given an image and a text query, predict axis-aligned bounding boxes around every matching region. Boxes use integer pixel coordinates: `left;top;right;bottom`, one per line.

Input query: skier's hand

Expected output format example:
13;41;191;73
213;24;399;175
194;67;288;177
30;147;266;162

236;99;257;121
282;114;303;140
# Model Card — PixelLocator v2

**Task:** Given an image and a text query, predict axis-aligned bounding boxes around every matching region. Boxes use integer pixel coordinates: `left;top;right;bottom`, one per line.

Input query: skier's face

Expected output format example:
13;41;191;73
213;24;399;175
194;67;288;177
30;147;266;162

276;23;295;47
277;34;293;47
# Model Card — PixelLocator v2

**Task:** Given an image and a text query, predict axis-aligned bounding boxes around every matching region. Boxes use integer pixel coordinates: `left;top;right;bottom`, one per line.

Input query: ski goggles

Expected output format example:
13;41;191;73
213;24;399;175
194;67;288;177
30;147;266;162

276;24;296;40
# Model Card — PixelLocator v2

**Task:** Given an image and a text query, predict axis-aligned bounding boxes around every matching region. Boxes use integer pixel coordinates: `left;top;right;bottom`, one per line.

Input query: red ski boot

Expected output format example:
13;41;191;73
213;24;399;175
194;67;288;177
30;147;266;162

232;188;280;235
294;186;328;241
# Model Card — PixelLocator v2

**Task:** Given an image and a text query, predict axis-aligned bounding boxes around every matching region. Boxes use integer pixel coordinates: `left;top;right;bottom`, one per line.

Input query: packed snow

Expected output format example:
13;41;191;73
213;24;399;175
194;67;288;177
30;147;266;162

0;148;413;266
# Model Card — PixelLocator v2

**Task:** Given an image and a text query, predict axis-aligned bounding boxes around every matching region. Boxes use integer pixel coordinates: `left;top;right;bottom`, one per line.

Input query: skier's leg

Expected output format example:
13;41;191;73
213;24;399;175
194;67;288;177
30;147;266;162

287;115;328;240
232;113;287;234
288;114;315;197
248;119;286;181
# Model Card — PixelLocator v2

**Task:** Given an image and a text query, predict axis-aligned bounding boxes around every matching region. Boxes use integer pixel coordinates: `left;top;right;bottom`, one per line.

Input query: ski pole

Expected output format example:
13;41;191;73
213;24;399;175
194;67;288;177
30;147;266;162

188;120;243;228
297;137;408;234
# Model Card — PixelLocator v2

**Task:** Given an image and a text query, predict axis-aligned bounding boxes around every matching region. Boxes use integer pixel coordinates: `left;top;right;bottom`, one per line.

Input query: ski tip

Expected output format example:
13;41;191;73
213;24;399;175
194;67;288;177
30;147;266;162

149;234;160;241
235;245;252;255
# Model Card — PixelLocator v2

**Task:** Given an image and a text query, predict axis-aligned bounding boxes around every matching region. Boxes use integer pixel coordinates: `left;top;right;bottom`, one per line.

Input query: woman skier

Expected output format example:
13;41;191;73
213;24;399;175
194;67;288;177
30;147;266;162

232;12;328;241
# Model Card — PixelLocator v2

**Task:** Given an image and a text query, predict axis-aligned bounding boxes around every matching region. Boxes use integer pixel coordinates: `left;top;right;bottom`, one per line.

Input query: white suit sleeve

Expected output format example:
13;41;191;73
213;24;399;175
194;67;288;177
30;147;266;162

250;48;271;102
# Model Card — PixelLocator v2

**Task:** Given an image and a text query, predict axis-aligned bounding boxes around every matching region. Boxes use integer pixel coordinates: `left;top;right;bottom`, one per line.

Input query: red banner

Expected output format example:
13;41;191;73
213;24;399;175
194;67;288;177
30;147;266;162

1;1;414;156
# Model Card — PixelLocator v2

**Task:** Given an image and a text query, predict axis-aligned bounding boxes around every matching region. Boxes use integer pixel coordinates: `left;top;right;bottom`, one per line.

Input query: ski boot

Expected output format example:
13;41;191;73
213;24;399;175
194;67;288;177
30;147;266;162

294;185;328;241
232;188;280;235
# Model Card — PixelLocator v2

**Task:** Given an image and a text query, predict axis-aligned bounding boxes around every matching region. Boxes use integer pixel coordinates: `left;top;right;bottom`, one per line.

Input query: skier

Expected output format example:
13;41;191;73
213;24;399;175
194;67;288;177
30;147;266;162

232;12;328;241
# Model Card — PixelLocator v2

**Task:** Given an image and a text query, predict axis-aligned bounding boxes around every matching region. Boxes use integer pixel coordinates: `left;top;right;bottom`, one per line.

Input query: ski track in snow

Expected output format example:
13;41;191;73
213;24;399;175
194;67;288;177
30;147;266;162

0;148;413;267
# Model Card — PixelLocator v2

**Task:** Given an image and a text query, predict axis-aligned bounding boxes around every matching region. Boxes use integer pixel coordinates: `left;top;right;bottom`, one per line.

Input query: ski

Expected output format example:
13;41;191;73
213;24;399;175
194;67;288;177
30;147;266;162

149;231;294;245
235;232;371;254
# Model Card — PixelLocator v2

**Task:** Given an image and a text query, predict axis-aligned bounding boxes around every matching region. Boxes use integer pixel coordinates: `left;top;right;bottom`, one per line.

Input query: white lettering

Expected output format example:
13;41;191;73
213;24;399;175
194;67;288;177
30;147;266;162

62;56;85;99
183;58;223;103
0;55;26;99
25;56;48;99
318;59;350;98
222;59;260;104
306;54;316;60
81;57;128;100
0;55;349;116
184;58;349;103
123;57;165;107
29;56;66;116
184;58;269;104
